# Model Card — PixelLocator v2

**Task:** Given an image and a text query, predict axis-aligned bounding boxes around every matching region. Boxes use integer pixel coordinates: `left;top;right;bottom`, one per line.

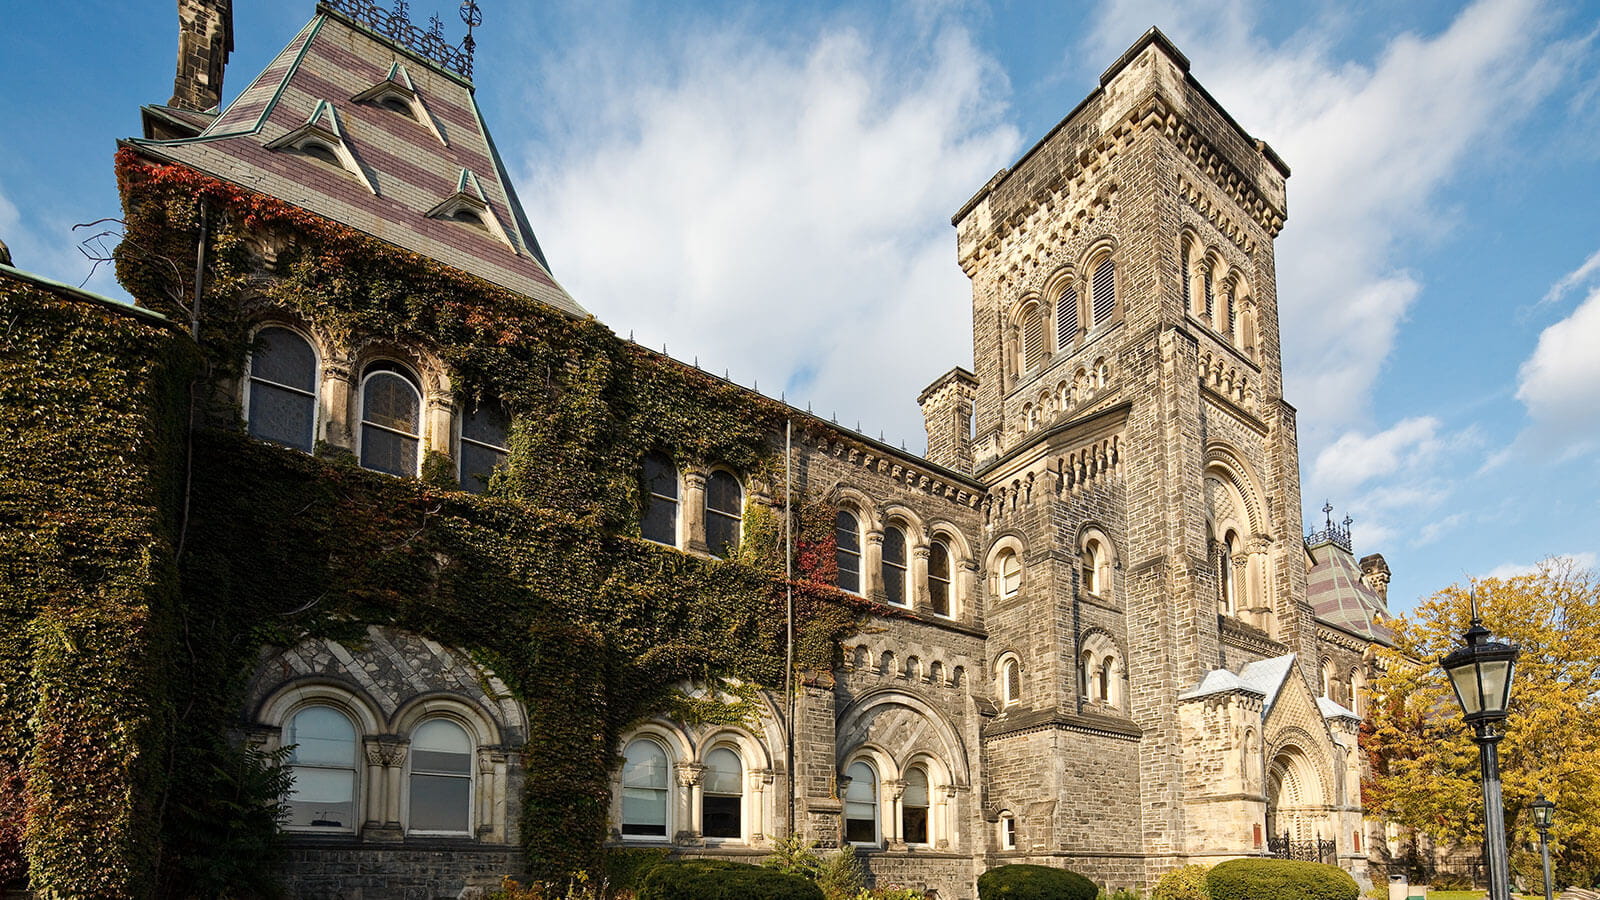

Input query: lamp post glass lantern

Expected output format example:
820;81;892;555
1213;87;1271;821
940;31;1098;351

1440;611;1519;900
1532;794;1555;900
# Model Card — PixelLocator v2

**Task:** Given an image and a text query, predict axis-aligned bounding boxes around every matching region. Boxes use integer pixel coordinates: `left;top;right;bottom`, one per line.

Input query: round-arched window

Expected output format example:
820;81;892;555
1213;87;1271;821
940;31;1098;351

881;525;908;606
902;766;930;845
929;539;952;617
409;719;472;834
285;705;357;830
621;739;670;838
836;510;862;594
360;362;422;476
247;327;318;452
704;471;742;558
702;747;743;839
843;761;878;845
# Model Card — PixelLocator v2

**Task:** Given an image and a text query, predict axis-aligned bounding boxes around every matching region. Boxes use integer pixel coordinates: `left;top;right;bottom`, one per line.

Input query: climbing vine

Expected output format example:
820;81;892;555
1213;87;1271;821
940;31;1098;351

9;150;889;895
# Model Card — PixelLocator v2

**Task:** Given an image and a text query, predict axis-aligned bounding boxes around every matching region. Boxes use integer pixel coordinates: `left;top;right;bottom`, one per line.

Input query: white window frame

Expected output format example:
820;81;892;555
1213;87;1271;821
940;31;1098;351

356;361;424;477
700;744;746;844
282;703;361;834
404;717;475;837
842;759;881;848
243;324;320;453
456;398;510;494
620;737;673;842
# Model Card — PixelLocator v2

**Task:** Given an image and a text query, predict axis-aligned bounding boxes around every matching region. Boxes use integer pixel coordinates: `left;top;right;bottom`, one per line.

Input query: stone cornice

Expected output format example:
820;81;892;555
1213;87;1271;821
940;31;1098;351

981;706;1143;742
810;433;983;510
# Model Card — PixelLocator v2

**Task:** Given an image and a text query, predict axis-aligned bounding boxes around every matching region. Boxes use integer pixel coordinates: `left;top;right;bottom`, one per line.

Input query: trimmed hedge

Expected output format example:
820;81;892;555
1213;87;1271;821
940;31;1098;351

1152;864;1211;900
977;864;1098;900
639;859;824;900
1206;859;1357;900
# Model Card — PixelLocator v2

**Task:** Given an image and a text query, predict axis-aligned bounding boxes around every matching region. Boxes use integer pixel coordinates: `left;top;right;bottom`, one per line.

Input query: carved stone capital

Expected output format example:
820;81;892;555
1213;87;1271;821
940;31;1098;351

675;762;706;787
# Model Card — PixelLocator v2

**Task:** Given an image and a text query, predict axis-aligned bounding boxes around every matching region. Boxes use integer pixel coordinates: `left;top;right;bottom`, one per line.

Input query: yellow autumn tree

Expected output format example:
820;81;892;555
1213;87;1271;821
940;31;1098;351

1365;558;1600;888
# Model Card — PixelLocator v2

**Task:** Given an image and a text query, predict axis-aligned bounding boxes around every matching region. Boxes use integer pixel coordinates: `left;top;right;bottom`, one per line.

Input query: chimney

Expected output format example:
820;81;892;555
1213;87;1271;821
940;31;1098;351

918;367;977;474
170;0;234;112
1359;553;1391;605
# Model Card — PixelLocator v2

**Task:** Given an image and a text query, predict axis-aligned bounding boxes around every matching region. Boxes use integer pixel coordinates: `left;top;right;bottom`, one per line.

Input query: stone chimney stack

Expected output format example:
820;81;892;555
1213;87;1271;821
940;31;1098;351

1359;553;1392;605
170;0;234;112
918;367;977;475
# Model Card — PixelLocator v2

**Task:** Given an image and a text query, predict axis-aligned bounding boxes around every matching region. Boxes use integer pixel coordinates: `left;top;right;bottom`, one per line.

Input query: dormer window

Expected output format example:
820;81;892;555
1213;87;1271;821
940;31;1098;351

265;100;375;193
426;168;517;251
351;62;447;144
377;95;416;119
299;141;340;166
450;209;486;229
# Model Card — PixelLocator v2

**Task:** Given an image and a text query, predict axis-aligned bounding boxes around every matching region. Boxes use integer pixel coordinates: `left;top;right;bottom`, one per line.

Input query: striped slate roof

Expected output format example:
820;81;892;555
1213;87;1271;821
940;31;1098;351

124;7;584;318
1306;539;1394;645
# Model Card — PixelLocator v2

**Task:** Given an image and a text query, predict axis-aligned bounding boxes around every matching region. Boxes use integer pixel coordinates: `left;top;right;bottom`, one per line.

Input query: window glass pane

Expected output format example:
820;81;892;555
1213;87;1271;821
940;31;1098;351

844;762;876;843
929;541;950;616
642;454;678;544
409;772;471;833
461;399;508;446
459;440;506;494
363;371;420;433
882;526;906;605
705;471;742;558
703;794;740;839
622;787;668;836
361;424;419;476
249;381;315;452
903;768;928;807
836;511;860;593
252;328;317;391
706;471;741;515
704;748;742;795
285;769;355;829
623;741;668;788
288;707;355;766
844;763;875;805
903;805;928;844
413;720;471;768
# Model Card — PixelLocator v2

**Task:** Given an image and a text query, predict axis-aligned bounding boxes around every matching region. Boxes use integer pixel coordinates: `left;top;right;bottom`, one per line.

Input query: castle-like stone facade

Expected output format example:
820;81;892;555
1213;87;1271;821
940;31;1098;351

1;3;1400;898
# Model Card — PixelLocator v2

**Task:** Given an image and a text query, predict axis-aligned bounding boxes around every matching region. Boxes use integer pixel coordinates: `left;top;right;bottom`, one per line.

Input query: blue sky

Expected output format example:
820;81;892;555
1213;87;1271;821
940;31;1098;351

1;0;1597;614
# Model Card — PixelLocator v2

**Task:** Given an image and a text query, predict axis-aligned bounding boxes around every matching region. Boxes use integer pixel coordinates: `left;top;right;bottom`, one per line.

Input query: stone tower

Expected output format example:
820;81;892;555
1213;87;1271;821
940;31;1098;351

952;29;1334;880
170;0;234;112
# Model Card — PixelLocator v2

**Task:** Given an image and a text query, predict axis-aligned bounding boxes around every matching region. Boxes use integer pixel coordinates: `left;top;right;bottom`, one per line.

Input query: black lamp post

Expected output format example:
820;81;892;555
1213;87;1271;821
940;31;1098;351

1440;610;1519;900
1531;793;1555;900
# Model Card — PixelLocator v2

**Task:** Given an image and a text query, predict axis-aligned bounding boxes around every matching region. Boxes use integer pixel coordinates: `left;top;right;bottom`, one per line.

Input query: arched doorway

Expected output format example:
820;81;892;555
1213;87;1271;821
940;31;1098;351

1265;744;1334;863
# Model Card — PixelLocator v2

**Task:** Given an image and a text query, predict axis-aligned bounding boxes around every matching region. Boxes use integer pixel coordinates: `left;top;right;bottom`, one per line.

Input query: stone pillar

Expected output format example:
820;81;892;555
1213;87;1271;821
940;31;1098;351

320;357;355;450
864;529;885;603
885;778;906;850
911;545;931;613
749;768;774;845
675;762;705;843
170;0;233;112
425;394;453;458
682;472;708;553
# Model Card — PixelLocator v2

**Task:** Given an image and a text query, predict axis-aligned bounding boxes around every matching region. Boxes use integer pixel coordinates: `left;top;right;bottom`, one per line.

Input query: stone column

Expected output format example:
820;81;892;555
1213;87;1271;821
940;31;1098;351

476;748;503;840
425;395;454;458
320;356;355;450
864;530;885;604
885;778;906;850
959;560;978;622
683;472;709;553
676;762;705;843
911;545;931;613
749;767;774;845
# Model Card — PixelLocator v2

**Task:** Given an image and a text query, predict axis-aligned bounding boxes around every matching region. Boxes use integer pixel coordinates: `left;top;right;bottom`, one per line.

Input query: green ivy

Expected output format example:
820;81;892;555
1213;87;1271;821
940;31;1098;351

0;151;897;895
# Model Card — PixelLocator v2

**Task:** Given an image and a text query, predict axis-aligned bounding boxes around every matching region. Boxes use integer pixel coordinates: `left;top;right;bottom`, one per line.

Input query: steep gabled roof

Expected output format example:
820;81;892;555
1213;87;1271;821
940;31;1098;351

1306;539;1395;645
125;7;583;318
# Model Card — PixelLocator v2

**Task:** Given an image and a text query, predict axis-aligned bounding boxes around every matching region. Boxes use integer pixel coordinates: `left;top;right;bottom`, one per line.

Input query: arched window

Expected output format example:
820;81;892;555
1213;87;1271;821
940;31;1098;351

1020;302;1046;371
641;452;679;545
1056;286;1078;350
704;471;742;558
836;510;861;593
408;719;472;834
843;761;878;845
1218;530;1240;615
902;766;930;845
881;525;908;606
359;362;422;476
1081;539;1105;596
999;810;1017;850
1203;259;1216;323
996;548;1021;599
1091;256;1117;325
1350;667;1367;716
285;705;357;830
1098;657;1114;703
247;326;318;452
621;739;670;838
459;398;509;494
702;747;743;840
1224;279;1238;336
1181;237;1194;312
1001;657;1021;707
928;539;952;617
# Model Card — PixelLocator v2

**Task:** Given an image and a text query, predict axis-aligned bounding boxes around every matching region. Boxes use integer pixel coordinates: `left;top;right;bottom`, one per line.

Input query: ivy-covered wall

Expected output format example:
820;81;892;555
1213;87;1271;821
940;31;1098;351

1;149;892;896
0;274;196;897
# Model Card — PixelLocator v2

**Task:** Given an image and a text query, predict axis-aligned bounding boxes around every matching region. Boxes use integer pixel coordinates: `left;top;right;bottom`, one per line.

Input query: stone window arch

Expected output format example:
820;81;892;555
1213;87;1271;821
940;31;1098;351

1078;526;1117;599
1079;630;1125;709
996;652;1023;707
1204;449;1272;633
835;507;863;594
987;536;1026;601
406;717;474;835
1349;666;1367;716
245;323;320;453
621;736;674;839
881;521;910;607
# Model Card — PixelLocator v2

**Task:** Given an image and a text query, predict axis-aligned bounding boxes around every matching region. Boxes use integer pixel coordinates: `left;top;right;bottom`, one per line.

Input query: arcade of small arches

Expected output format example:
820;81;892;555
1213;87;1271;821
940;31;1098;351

1001;243;1122;393
833;495;977;621
1180;230;1259;361
242;321;510;492
615;721;779;846
1204;451;1277;637
1017;356;1115;436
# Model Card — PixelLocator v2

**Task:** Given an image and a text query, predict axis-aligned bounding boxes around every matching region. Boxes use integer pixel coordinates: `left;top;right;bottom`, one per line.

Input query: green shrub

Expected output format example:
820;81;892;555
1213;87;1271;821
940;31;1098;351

640;859;824;900
1152;864;1211;900
1206;859;1357;900
1100;889;1143;900
816;846;866;900
977;864;1098;900
607;847;673;891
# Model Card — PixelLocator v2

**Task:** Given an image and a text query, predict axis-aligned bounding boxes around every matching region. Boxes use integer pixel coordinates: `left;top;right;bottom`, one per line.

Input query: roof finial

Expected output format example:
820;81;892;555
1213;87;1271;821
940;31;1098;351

1322;500;1334;529
460;0;482;64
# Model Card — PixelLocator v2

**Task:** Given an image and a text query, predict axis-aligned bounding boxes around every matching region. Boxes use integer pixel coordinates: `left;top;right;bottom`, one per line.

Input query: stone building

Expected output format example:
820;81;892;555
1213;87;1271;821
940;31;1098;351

0;1;1398;898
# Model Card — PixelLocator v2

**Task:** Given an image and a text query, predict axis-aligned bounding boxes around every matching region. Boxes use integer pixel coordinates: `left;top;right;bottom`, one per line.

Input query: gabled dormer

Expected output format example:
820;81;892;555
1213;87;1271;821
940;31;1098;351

351;62;448;146
263;99;376;193
427;169;516;252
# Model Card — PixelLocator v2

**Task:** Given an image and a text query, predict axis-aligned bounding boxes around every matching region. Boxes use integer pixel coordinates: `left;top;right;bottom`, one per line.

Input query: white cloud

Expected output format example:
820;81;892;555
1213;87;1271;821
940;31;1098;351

1311;416;1443;493
1085;0;1571;449
1483;551;1598;580
1539;246;1600;306
1515;285;1600;455
518;7;1019;449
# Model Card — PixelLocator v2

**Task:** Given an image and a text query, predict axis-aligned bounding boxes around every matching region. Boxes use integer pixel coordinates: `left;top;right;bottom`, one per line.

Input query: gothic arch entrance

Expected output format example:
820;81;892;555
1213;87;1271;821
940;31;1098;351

1265;744;1334;862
